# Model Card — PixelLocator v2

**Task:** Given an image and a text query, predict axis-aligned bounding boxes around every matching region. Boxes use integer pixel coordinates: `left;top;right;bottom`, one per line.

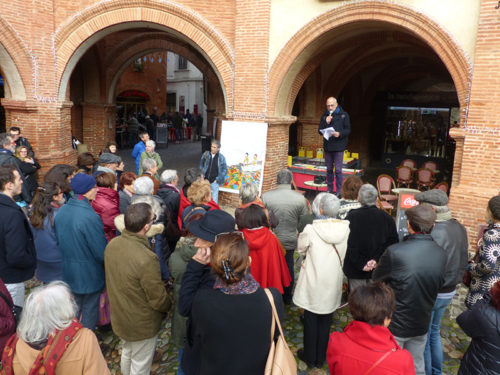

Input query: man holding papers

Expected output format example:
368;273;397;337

318;97;351;196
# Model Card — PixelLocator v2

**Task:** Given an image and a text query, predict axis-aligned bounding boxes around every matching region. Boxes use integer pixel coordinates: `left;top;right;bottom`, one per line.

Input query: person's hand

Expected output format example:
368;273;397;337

333;131;340;138
117;161;125;171
192;247;211;265
362;259;377;272
326;115;332;124
24;157;34;164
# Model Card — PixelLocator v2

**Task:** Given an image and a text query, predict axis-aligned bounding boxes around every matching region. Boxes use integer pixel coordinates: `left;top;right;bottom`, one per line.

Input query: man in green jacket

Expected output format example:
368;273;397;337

105;202;172;375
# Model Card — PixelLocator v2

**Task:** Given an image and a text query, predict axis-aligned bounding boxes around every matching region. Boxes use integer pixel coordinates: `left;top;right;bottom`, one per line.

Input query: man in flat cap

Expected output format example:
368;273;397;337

415;189;469;375
94;152;122;177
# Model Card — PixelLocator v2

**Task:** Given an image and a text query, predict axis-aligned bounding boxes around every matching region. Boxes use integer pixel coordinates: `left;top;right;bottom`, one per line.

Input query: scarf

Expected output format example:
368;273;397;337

1;319;83;375
214;273;260;295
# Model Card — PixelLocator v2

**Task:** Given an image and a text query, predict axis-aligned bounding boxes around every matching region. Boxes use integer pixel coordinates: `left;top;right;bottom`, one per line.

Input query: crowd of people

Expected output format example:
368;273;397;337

1;127;500;375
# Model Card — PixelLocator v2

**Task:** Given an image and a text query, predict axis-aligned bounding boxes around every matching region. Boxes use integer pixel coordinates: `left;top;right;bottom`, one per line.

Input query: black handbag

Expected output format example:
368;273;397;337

0;289;22;326
313;175;326;184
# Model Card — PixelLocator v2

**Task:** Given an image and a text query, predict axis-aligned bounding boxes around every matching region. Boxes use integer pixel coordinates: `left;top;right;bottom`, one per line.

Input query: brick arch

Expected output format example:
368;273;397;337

104;34;224;111
268;1;471;116
0;17;32;100
55;0;233;112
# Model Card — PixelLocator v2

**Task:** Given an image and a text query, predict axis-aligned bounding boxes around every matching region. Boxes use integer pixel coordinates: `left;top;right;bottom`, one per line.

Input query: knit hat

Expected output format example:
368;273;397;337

98;152;121;164
188;210;235;243
70;173;96;195
414;189;451;221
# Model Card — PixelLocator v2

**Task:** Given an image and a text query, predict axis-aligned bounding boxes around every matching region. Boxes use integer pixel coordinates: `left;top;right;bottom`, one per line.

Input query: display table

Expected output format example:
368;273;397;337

289;157;364;193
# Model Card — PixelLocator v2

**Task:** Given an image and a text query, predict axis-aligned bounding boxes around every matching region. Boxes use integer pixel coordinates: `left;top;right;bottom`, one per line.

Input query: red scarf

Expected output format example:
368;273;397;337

1;319;83;375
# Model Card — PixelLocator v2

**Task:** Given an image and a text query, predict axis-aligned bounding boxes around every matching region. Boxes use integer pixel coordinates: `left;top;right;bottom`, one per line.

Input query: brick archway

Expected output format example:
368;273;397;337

105;34;224;112
54;0;234;113
0;17;32;100
268;1;471;117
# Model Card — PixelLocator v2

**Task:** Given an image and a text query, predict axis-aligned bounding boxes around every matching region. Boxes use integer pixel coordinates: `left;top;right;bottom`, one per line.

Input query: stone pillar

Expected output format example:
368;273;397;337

81;102;116;155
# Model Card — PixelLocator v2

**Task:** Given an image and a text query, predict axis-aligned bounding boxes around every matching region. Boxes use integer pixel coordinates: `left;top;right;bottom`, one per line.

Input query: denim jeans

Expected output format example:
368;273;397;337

73;291;101;330
424;297;453;375
177;348;185;375
152;234;169;281
324;150;344;195
210;181;219;204
395;333;428;375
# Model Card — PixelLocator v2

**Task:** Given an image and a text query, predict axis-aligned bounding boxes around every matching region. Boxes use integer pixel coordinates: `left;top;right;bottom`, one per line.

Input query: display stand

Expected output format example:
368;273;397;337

392;188;420;241
156;123;168;147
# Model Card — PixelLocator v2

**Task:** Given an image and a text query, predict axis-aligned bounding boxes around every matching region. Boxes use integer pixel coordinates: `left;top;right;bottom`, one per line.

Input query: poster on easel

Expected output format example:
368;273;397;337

219;120;268;194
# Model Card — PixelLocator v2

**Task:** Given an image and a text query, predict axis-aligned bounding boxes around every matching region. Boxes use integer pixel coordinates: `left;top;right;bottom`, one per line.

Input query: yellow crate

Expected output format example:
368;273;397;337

316;148;324;159
306;150;314;158
298;147;305;157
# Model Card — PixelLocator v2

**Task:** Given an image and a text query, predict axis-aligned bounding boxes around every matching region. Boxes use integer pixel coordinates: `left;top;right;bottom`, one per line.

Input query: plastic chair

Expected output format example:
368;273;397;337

377;197;393;215
377;174;398;203
401;159;417;170
434;181;449;194
416;168;435;191
396;165;413;188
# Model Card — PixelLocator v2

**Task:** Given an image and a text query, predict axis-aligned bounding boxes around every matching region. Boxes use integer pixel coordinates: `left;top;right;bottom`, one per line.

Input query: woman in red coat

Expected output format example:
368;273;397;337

91;172;120;241
327;283;415;375
238;204;291;294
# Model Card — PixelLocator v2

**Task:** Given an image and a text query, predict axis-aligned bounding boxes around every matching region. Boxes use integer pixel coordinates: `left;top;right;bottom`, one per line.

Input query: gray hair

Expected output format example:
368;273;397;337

145;140;156;149
312;192;328;217
160;169;177;184
0;133;12;148
277;169;293;185
239;183;259;204
133;176;154;195
358;184;378;206
131;195;162;219
211;139;221;148
320;194;340;218
141;158;157;172
17;281;78;344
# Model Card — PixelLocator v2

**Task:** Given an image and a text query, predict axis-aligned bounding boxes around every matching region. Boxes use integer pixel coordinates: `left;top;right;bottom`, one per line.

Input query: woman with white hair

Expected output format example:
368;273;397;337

235;183;278;229
293;193;350;369
138;140;163;178
1;281;110;374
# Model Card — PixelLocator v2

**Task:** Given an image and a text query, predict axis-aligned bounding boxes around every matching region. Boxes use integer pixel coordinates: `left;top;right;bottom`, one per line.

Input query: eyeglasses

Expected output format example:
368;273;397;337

214;231;244;242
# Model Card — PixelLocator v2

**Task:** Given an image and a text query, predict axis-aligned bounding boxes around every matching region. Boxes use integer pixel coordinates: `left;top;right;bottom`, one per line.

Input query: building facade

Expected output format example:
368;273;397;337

0;0;497;243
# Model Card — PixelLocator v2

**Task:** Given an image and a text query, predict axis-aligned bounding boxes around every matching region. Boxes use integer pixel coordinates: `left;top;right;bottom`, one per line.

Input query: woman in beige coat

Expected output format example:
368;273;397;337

293;193;350;369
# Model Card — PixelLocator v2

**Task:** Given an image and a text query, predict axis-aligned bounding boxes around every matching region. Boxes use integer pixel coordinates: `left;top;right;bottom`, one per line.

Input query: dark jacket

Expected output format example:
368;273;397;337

343;205;398;280
118;189;132;214
0;149;31;203
372;234;446;338
17;159;40;197
318;106;351;152
0;193;36;283
431;219;469;293
178;260;215;317
457;294;500;375
157;184;181;225
184;287;284;375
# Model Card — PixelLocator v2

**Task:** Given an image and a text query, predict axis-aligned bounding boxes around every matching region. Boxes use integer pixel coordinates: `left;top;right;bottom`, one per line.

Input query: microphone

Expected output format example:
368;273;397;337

329;111;333;116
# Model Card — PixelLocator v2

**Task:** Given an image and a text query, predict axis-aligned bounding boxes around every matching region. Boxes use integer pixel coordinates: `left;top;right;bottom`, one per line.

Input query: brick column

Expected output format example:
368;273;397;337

1;99;76;176
81;102;116;155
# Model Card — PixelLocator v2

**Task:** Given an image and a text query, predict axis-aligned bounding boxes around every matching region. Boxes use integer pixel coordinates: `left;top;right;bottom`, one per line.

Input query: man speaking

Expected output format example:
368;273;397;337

318;97;351;196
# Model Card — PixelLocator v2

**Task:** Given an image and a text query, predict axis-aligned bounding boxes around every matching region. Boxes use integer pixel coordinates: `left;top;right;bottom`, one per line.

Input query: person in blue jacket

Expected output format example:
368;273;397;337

131;131;150;175
54;173;108;330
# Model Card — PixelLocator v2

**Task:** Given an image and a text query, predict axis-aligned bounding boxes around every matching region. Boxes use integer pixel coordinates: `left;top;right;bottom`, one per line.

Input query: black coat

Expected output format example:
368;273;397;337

318;106;351;152
0;149;31;203
431;219;469;293
458;294;500;375
343;205;398;279
372;234;446;338
184;286;284;375
0;194;36;283
157;184;181;224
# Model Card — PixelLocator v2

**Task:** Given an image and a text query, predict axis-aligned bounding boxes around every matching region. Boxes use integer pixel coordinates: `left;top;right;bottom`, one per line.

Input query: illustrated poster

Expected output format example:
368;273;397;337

219;120;268;194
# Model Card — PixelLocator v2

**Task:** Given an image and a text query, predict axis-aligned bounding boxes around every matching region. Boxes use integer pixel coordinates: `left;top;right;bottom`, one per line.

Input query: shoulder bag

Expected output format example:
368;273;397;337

0;290;22;327
264;289;297;375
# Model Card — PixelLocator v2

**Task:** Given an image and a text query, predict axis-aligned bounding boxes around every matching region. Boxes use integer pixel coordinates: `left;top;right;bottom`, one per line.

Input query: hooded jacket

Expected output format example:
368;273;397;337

327;321;415;375
457;294;500;375
293;218;350;314
242;226;291;294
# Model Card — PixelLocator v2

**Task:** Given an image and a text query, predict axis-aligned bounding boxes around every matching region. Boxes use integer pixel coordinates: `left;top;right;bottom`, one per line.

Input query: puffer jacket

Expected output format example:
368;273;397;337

431;219;469;293
457;294;500;375
293;218;350;314
91;187;120;241
372;234;446;338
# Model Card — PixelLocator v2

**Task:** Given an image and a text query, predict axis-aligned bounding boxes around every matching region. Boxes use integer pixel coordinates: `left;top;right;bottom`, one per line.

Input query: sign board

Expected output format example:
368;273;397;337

219;121;268;194
395;189;420;241
156;123;168;145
